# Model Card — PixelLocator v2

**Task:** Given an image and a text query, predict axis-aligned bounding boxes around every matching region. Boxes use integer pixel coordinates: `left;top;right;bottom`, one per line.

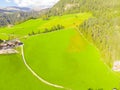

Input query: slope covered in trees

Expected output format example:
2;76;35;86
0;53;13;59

49;0;120;67
0;8;50;27
0;11;40;27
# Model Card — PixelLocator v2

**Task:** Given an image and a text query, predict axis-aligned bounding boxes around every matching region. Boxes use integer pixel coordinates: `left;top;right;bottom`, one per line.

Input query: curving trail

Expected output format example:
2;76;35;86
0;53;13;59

20;45;71;90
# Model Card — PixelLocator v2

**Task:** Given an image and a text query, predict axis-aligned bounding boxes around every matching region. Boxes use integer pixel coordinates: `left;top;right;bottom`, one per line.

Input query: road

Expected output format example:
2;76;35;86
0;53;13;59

20;45;70;90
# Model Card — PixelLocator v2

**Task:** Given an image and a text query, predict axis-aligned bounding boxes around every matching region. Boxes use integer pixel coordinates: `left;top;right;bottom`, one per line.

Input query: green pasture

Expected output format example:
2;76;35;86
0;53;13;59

0;13;120;90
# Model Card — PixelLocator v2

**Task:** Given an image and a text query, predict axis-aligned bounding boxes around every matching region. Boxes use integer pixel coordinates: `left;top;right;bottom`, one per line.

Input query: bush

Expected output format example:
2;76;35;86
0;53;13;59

0;39;3;43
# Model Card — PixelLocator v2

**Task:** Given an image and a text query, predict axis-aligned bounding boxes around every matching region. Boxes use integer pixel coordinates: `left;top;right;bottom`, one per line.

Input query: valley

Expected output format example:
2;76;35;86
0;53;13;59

0;12;120;90
0;0;120;90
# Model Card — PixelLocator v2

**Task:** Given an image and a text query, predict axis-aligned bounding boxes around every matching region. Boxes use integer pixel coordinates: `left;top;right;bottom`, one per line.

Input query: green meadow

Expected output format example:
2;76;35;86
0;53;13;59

0;13;120;90
0;13;92;37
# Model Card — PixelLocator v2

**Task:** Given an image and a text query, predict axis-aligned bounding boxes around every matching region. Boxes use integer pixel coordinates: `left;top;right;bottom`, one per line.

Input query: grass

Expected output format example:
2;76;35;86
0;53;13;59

0;54;62;90
0;13;120;90
0;12;92;38
22;29;120;90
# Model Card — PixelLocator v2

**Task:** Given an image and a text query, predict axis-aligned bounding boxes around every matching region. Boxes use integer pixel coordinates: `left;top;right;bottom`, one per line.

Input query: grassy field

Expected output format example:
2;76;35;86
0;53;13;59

0;13;120;90
0;13;92;38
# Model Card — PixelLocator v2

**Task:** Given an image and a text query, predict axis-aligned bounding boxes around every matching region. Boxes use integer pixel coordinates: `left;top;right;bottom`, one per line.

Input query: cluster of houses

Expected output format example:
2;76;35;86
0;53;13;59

0;39;23;54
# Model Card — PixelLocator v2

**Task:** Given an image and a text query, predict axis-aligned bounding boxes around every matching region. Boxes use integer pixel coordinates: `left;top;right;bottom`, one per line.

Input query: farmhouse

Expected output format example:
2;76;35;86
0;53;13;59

0;39;23;54
112;61;120;72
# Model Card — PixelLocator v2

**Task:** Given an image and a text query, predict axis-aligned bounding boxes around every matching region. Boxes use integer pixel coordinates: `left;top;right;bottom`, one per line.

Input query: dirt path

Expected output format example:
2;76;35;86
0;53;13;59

20;45;70;90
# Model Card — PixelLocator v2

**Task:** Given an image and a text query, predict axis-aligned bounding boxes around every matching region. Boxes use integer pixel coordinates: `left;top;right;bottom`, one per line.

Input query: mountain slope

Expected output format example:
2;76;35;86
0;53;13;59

50;0;119;15
0;12;120;90
23;28;120;90
0;12;92;37
49;0;120;67
0;28;120;90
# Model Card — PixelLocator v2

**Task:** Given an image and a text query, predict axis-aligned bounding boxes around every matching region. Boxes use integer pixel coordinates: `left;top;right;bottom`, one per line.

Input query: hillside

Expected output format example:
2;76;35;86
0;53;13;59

1;0;119;66
48;0;120;67
50;0;120;16
0;13;92;37
23;29;120;90
0;11;40;27
0;12;120;90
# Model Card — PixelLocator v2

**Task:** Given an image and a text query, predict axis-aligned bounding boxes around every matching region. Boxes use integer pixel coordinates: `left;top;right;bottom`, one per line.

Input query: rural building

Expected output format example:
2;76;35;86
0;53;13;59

0;39;23;54
112;61;120;72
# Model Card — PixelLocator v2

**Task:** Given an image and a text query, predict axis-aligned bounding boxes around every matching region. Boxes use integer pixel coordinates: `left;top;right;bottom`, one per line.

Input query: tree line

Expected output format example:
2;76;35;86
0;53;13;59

28;24;64;36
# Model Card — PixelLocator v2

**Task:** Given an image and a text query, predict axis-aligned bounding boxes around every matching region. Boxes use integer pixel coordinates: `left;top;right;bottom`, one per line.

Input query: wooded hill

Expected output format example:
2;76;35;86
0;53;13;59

0;8;50;27
49;0;120;67
0;11;40;27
